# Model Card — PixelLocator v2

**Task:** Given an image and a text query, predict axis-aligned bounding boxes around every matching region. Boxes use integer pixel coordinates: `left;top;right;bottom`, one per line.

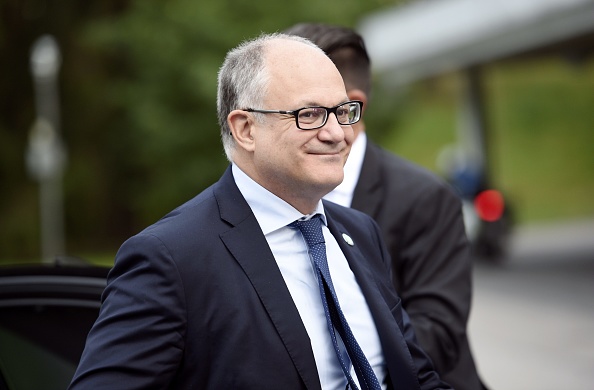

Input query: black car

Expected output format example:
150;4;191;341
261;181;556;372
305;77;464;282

0;260;109;390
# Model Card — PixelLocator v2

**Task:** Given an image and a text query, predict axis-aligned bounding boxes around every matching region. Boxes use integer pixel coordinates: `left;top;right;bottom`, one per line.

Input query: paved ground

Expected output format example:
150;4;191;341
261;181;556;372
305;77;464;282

468;219;594;389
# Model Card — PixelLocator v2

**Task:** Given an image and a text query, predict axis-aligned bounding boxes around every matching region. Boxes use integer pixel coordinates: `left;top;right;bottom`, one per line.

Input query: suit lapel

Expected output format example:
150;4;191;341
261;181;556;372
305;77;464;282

214;167;322;390
325;211;421;389
352;142;384;219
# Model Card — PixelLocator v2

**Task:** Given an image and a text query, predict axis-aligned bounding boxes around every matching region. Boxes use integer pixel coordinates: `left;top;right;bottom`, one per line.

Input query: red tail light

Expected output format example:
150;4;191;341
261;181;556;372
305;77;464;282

474;189;505;222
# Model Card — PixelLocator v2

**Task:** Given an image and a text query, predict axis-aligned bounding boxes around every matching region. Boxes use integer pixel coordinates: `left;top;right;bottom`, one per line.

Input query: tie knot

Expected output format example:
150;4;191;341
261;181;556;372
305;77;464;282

290;214;325;247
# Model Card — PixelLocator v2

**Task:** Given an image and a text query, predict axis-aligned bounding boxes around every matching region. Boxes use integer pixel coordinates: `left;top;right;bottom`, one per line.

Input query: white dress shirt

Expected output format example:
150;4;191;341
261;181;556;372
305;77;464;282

323;132;367;207
232;164;386;390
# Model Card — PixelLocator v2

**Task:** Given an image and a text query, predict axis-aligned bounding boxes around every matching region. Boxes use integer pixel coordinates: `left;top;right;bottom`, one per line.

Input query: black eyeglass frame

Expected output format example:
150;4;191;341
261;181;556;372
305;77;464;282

242;100;363;130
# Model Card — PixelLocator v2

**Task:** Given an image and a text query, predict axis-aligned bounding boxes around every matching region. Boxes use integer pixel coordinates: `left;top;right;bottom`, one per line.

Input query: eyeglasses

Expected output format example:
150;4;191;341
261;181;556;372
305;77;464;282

243;100;363;130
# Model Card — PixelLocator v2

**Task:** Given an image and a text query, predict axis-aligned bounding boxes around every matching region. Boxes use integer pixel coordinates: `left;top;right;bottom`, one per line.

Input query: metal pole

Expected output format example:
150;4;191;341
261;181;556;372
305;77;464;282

458;65;490;192
27;35;67;262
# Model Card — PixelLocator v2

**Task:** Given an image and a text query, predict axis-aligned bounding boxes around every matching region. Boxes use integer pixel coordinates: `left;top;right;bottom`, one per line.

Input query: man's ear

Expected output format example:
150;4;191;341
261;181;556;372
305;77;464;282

228;110;256;152
347;89;368;114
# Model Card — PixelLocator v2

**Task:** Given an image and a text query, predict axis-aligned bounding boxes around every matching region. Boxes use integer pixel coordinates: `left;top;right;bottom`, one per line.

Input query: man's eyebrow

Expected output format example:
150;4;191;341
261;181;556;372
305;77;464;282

296;99;350;108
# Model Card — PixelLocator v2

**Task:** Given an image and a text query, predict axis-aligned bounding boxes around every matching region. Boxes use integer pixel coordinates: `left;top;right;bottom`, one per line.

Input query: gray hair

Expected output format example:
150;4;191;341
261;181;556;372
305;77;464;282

217;33;323;161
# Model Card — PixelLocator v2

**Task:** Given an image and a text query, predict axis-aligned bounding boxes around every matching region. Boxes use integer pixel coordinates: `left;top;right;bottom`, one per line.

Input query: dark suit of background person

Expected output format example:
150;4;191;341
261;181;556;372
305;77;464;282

284;23;485;390
69;34;451;389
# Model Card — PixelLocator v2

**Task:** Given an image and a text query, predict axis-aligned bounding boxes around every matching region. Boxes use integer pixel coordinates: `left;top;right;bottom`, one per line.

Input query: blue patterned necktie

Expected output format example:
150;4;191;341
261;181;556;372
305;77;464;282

290;215;382;390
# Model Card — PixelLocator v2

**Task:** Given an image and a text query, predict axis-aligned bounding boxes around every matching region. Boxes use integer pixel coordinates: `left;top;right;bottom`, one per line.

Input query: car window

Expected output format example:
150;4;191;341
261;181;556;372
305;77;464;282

0;304;99;390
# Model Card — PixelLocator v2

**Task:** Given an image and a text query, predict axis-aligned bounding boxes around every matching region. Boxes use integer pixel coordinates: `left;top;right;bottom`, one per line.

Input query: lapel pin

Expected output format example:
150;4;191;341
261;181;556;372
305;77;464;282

342;233;354;246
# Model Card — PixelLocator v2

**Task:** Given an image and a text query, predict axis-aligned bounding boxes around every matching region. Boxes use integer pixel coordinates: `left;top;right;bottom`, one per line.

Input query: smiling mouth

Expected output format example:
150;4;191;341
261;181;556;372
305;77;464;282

308;152;344;161
309;147;345;155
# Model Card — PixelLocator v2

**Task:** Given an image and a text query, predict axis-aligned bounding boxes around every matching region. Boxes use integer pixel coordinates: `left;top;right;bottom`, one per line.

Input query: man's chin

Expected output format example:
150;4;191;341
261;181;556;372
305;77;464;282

317;175;344;195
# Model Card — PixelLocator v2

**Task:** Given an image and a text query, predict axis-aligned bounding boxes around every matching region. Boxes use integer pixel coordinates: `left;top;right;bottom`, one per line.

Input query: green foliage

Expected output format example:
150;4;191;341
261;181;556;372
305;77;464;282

383;59;594;224
488;59;594;222
378;76;460;169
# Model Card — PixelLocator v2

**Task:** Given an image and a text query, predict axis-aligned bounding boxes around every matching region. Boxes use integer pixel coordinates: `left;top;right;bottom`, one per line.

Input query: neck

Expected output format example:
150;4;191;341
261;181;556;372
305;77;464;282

269;183;327;215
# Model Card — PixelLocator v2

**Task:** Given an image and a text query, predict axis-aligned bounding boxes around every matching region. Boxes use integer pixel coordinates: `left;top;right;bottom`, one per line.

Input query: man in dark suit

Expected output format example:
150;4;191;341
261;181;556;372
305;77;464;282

68;33;450;389
284;23;485;390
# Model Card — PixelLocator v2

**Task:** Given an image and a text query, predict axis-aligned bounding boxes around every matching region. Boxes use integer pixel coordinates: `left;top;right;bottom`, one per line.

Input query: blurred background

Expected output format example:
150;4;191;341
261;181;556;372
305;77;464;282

1;0;593;389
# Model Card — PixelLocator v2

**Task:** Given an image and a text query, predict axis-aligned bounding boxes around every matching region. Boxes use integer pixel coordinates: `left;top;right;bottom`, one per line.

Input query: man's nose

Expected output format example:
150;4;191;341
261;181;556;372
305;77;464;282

317;113;347;142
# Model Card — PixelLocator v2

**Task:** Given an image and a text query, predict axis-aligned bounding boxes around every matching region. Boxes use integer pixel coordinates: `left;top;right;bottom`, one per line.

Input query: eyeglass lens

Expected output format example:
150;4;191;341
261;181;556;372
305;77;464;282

297;102;360;129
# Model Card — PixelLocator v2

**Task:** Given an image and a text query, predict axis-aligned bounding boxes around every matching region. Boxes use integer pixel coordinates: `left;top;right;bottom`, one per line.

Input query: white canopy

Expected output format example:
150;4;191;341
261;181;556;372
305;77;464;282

358;0;594;85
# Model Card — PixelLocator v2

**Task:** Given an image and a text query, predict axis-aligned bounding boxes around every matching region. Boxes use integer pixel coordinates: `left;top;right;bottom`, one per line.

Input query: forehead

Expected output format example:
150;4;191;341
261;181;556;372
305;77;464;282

263;39;348;107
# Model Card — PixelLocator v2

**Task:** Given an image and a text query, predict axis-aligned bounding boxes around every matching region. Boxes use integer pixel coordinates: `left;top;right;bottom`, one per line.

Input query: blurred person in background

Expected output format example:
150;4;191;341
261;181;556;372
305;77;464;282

68;33;451;389
284;23;486;390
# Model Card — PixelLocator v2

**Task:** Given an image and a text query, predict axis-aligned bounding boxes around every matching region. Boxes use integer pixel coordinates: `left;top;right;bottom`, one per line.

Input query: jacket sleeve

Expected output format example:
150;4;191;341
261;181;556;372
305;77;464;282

68;233;187;389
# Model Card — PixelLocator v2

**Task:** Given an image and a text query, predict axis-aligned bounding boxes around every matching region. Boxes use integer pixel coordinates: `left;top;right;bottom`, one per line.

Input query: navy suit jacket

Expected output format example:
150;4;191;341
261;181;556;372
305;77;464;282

352;141;483;390
69;166;451;390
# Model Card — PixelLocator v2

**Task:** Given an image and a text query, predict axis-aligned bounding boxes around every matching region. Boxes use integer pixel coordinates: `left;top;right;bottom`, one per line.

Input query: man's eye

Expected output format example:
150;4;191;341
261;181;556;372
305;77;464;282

299;108;324;121
336;108;348;117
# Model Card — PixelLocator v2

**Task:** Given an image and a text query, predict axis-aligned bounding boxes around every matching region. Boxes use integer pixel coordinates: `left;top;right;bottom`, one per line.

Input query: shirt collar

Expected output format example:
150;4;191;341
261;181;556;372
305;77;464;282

232;164;327;235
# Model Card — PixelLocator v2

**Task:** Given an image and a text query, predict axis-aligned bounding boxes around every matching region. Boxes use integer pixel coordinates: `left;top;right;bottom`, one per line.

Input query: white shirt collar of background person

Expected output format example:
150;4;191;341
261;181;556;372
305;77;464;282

232;163;387;389
323;132;367;207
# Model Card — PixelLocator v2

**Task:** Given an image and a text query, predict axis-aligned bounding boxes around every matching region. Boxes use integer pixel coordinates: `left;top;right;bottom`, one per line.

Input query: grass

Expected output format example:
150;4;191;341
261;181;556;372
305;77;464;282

378;58;594;225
